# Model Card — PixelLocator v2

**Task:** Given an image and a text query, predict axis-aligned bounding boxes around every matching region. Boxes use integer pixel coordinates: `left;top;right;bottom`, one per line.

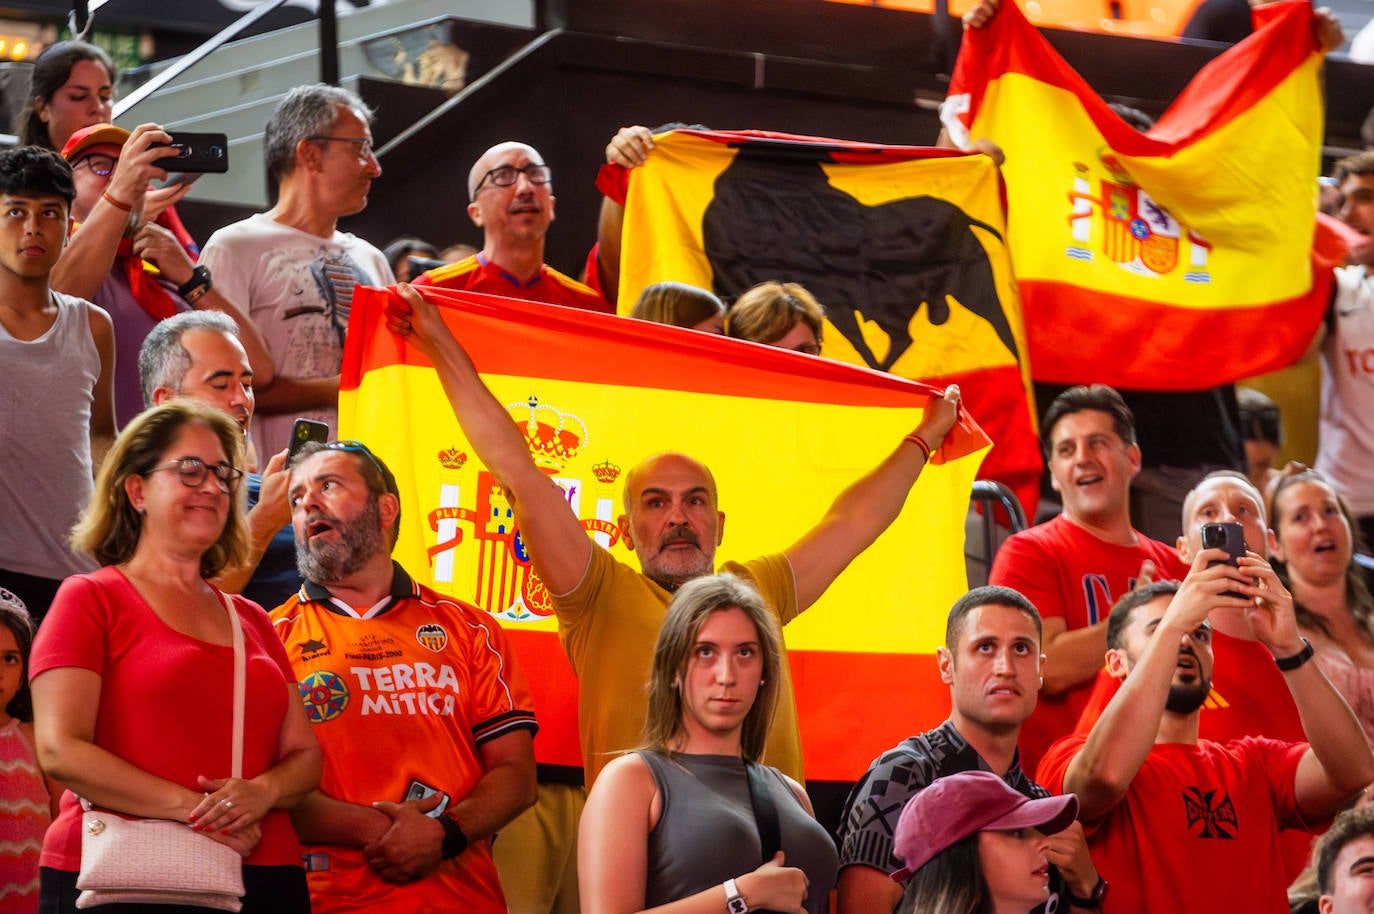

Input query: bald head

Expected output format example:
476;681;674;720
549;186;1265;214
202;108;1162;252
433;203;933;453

618;452;724;590
1177;470;1273;561
622;453;719;517
468;141;544;200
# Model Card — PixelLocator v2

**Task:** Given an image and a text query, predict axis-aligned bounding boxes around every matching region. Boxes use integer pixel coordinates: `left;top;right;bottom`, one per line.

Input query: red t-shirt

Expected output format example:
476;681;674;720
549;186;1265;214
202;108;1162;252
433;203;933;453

415;254;612;314
989;514;1187;773
1038;734;1308;914
1072;629;1315;878
30;566;302;869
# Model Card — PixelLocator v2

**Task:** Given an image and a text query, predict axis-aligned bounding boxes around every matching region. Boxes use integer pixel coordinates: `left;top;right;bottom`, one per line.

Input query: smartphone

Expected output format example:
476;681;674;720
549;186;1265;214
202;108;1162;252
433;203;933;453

1200;521;1245;567
402;779;451;818
157;172;202;189
287;418;329;465
1201;521;1247;599
152;132;229;174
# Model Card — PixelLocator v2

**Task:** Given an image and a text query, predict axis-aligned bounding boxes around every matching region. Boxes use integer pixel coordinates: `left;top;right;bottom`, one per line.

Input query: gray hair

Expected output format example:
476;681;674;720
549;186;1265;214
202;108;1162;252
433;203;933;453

138;311;240;407
264;84;374;182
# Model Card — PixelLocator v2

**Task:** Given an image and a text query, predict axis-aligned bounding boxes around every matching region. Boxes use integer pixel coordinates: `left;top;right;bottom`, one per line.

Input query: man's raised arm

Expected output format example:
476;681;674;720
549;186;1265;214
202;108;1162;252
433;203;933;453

387;284;593;594
784;385;960;609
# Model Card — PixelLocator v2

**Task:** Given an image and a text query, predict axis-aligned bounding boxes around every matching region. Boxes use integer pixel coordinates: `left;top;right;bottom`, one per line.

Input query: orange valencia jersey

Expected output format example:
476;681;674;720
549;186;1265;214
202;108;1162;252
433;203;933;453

271;564;537;914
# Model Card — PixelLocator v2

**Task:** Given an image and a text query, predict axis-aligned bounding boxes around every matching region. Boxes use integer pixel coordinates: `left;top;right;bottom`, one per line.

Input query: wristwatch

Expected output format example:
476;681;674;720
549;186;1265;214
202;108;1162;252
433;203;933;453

438;813;468;859
1275;638;1315;672
1065;875;1108;910
176;264;213;304
723;877;749;914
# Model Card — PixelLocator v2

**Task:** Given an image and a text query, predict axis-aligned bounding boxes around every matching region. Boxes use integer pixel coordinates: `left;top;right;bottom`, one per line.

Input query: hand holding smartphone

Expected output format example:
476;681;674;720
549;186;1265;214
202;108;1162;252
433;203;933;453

287;419;330;465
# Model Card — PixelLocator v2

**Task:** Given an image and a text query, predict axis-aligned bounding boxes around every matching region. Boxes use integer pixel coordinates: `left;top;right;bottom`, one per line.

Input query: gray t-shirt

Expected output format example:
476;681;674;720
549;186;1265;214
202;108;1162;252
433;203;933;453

0;292;100;580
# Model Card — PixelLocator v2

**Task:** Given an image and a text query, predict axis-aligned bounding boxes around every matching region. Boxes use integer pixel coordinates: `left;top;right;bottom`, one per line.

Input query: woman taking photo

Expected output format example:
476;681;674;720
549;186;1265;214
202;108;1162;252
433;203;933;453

30;401;321;913
579;574;838;914
1269;468;1374;743
890;769;1079;914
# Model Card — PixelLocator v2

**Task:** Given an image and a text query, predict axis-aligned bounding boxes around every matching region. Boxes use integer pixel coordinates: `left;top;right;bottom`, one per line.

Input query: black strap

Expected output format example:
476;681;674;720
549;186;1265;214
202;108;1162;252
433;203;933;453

744;760;781;862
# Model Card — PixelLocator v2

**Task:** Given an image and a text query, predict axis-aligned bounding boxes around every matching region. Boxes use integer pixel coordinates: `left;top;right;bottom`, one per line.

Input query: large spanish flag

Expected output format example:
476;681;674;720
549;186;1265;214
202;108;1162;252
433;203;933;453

601;130;1042;522
943;0;1335;389
339;284;989;784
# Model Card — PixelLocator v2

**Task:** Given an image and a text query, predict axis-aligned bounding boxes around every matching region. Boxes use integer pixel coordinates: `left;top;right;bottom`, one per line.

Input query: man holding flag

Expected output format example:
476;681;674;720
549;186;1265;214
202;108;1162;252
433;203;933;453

385;281;960;784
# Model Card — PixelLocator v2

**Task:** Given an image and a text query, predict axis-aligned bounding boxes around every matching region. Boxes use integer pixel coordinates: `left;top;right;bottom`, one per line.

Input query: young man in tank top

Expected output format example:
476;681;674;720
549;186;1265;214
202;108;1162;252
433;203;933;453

0;145;115;623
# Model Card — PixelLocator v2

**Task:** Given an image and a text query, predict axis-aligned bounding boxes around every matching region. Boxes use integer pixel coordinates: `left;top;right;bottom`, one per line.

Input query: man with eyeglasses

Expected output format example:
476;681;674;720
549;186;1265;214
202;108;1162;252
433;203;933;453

413;141;610;313
271;439;537;914
200;84;395;462
54;122;269;430
140;310;302;609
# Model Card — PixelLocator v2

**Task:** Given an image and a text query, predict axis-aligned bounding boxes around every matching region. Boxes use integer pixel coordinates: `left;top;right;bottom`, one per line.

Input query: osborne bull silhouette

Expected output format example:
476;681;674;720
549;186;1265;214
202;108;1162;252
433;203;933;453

701;141;1018;372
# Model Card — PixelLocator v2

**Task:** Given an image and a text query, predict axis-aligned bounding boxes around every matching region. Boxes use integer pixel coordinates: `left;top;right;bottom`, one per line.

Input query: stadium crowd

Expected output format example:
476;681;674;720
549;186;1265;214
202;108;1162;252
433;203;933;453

2;2;1374;913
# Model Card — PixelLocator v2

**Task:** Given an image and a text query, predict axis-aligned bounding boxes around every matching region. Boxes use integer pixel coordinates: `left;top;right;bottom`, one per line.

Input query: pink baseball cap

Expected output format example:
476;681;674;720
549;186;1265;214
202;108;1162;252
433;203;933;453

890;770;1079;881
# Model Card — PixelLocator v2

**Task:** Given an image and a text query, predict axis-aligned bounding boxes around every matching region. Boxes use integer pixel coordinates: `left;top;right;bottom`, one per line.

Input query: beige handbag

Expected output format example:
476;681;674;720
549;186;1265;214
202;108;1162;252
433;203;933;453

75;591;248;910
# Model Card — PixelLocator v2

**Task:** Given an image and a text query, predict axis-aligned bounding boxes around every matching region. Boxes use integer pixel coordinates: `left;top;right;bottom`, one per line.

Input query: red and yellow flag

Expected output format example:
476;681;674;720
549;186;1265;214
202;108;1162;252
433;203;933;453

339;285;989;781
601;129;1042;519
944;0;1334;388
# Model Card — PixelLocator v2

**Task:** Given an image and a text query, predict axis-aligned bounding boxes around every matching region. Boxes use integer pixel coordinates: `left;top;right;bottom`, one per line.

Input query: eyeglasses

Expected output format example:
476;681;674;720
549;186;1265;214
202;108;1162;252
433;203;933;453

147;457;244;493
471;163;552;197
73;153;117;178
324;440;399;496
308;136;376;160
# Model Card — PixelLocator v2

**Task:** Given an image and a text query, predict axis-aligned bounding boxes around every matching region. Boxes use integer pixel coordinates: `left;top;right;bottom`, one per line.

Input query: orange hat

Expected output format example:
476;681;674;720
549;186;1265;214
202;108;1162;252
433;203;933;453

60;123;130;162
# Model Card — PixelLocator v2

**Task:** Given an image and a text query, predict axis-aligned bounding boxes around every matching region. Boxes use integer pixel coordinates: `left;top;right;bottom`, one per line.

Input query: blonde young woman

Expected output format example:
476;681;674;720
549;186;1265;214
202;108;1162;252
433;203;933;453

579;574;837;914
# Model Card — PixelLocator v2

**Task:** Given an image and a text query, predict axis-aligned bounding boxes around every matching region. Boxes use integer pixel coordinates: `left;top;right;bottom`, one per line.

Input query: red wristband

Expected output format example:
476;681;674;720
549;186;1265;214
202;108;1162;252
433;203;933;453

101;191;133;213
904;432;932;462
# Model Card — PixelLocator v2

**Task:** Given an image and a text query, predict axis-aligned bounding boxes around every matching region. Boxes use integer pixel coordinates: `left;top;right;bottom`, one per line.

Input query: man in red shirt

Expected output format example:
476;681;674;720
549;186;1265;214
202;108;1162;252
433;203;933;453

1038;566;1373;914
414;141;609;313
989;384;1187;773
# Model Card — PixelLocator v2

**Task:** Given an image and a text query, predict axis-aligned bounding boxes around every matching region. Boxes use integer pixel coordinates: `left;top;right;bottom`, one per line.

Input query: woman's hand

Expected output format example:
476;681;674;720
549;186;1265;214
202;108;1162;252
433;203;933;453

103;123;173;216
203;820;262;859
737;851;809;914
190;775;276;833
130;222;195;286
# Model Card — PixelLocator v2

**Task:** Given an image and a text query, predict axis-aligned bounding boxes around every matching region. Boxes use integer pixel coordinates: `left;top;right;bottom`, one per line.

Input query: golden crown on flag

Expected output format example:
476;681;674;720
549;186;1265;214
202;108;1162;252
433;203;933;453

507;395;587;475
592;460;621;484
438;448;468;470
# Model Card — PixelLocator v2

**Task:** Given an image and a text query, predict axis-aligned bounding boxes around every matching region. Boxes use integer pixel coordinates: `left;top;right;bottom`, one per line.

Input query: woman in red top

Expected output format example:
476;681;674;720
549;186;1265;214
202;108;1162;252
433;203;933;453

30;402;321;913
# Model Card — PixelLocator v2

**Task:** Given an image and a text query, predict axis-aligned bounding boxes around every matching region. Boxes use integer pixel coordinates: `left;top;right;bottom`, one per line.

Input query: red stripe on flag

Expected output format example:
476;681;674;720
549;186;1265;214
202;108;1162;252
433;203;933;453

790;650;950;782
1020;273;1332;389
344;285;991;460
951;0;1319;155
504;629;583;769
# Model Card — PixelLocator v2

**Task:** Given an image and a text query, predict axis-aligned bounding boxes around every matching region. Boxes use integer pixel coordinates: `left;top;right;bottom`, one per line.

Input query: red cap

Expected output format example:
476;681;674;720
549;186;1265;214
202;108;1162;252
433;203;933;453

60;123;130;162
890;770;1078;881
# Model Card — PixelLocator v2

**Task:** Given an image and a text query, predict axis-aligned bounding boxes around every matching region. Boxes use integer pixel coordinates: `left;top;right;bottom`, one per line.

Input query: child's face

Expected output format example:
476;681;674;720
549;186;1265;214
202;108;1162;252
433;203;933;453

0;624;23;720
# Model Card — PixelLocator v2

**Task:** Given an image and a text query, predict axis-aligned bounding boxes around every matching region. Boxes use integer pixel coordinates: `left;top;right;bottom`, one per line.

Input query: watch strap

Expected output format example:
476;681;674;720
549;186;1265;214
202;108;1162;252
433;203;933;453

438;813;468;859
1065;875;1108;909
1275;637;1315;672
177;264;213;303
723;877;748;914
